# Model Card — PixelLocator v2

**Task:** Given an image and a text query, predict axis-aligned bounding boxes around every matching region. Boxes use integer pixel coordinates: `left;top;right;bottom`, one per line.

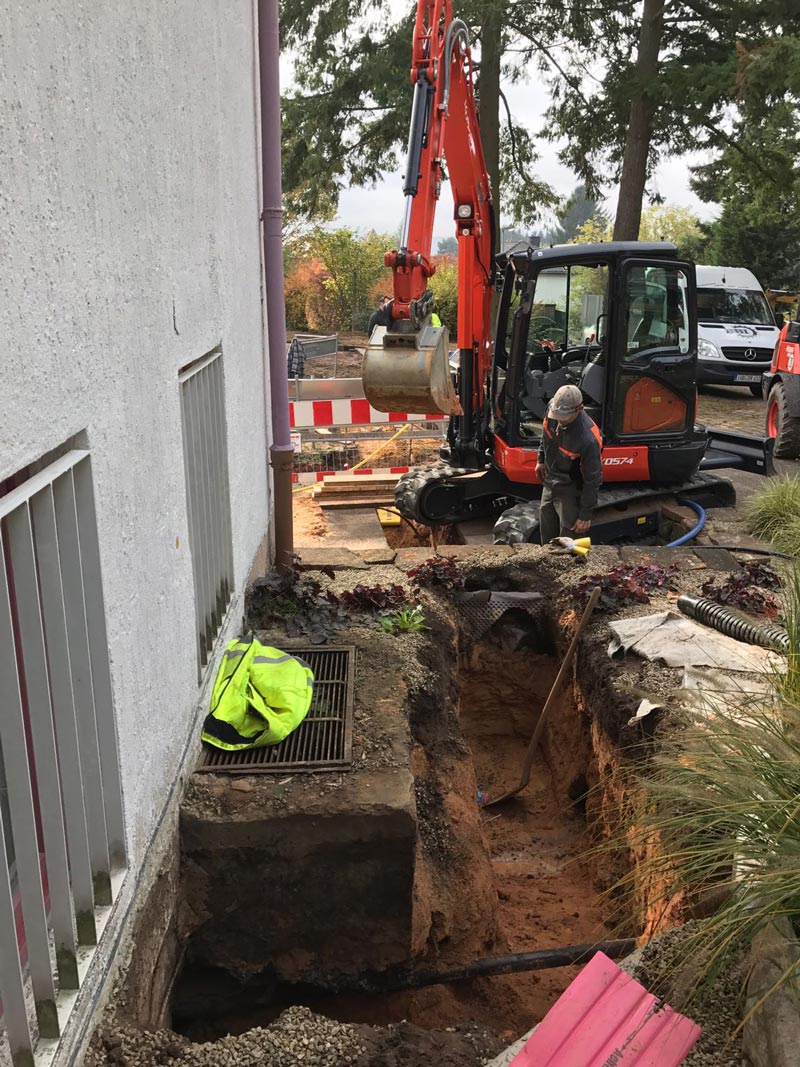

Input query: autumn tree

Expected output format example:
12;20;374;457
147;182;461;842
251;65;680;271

287;228;394;332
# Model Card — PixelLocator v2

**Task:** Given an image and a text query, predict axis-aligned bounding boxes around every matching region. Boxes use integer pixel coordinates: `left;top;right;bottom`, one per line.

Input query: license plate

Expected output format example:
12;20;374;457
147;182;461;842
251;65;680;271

734;373;761;383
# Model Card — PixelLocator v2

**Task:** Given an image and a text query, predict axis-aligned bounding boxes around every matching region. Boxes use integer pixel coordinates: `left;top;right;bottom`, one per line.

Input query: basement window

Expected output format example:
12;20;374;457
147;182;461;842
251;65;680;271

179;348;235;674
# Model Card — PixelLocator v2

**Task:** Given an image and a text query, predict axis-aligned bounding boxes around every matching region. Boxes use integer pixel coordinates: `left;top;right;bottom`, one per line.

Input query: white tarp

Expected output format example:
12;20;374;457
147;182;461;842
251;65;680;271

608;612;783;674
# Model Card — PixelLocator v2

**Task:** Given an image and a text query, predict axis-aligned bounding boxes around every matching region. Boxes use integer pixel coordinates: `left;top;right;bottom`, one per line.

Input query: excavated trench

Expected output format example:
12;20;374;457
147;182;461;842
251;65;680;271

97;558;664;1065
166;585;642;1043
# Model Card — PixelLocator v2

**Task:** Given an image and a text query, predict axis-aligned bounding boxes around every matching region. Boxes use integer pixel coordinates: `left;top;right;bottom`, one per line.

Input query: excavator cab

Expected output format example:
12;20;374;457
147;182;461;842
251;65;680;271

492;242;709;485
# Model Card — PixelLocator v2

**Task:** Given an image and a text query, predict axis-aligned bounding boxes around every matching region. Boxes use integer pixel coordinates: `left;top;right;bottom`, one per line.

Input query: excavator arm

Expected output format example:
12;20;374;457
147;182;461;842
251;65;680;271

363;0;496;454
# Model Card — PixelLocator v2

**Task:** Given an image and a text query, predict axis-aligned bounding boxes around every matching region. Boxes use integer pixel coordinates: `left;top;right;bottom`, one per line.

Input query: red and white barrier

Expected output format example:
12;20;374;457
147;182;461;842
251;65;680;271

292;466;411;486
289;398;445;429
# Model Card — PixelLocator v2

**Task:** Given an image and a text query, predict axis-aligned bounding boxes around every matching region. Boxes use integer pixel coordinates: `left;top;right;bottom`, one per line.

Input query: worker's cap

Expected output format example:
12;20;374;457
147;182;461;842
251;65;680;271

548;385;584;421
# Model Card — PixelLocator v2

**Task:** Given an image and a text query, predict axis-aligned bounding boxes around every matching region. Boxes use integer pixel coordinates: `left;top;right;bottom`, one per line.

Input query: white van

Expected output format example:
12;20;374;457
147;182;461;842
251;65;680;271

696;266;779;394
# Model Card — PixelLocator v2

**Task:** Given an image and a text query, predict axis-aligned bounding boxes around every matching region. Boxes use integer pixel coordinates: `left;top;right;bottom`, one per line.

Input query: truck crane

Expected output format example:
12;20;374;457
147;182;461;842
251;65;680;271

362;0;773;543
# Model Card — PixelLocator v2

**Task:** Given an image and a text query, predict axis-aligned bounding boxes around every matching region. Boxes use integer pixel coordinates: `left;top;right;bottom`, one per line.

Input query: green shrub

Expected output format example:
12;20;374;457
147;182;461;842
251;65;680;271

746;476;800;554
618;694;800;1019
607;561;800;1028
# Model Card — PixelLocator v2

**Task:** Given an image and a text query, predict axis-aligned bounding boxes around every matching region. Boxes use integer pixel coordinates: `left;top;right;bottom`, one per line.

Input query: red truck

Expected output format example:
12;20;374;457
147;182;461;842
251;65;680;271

764;318;800;459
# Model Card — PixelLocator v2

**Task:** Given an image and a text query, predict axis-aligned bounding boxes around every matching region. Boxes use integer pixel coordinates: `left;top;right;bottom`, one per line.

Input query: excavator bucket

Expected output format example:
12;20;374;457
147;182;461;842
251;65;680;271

362;323;463;416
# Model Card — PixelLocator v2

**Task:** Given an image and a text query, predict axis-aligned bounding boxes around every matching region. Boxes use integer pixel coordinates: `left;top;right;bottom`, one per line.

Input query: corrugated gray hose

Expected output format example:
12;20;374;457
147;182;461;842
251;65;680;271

677;594;790;653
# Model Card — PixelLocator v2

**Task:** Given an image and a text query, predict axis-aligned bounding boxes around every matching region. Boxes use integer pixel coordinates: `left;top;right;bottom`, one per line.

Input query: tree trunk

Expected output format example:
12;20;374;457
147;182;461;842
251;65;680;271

478;3;501;250
612;0;665;241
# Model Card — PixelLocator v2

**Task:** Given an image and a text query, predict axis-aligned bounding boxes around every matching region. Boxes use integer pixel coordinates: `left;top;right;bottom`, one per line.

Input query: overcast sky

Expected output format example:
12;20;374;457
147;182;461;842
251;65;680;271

281;9;719;246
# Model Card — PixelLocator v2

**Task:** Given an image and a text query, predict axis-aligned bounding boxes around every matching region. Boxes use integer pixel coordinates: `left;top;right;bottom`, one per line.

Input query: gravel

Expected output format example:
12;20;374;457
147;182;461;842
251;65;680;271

626;925;747;1067
86;1007;367;1067
85;1008;505;1067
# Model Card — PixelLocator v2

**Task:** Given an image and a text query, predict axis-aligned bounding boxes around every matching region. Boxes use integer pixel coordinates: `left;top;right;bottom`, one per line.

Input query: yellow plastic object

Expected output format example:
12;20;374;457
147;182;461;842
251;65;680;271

377;508;401;527
550;535;592;557
363;323;462;416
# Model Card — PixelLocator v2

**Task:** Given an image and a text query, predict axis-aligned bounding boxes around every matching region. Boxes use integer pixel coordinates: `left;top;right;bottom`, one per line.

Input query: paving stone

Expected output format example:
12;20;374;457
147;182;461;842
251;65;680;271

619;546;706;570
359;547;397;564
295;547;368;569
692;547;742;571
434;544;514;559
394;548;438;571
660;500;701;528
708;532;774;553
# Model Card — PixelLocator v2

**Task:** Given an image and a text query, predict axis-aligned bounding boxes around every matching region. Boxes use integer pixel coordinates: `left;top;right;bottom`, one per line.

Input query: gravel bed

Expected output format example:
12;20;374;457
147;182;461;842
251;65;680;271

85;1007;505;1067
86;1007;367;1067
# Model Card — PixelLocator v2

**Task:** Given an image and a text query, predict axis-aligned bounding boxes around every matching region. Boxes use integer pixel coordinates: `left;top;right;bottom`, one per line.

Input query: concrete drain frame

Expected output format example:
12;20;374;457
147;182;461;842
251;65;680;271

196;646;355;774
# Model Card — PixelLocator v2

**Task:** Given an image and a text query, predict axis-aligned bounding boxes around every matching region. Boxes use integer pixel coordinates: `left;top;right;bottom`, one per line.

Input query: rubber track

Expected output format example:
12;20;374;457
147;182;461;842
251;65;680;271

394;465;734;526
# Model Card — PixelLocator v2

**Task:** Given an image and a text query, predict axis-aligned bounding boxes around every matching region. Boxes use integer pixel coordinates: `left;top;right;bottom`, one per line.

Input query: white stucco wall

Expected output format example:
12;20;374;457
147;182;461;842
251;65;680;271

0;0;270;1057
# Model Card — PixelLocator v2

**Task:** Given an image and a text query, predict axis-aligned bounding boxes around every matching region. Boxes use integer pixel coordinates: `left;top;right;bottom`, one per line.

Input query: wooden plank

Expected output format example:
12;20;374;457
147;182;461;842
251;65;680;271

320;473;401;488
317;495;395;510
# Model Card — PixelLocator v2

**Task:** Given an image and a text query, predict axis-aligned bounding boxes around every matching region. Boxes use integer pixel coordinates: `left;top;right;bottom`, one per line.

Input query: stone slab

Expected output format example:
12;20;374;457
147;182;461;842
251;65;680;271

295;547;368;569
181;767;417;982
323;508;388;550
359;547;397;564
619;546;706;570
394;548;440;571
454;516;496;544
692;547;741;571
744;919;800;1067
434;544;515;559
660;500;700;528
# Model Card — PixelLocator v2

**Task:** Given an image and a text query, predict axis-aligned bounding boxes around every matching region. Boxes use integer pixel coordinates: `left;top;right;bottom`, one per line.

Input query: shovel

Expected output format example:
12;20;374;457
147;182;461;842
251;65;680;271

482;585;601;808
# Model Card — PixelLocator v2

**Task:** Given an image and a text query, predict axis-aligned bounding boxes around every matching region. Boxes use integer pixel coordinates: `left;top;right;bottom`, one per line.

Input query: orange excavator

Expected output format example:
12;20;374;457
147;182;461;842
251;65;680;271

363;0;773;542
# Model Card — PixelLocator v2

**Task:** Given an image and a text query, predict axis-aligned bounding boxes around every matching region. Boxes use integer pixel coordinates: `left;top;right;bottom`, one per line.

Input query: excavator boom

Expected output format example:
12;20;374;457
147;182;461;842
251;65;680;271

363;0;495;442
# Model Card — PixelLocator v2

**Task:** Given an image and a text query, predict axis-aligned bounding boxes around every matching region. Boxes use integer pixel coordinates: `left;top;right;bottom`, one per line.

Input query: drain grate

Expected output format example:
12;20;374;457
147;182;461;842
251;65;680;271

457;590;545;640
197;646;355;774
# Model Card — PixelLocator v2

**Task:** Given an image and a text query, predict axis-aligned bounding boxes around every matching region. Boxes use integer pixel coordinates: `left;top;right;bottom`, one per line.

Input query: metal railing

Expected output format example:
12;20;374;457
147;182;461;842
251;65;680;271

179;349;235;674
0;450;127;1066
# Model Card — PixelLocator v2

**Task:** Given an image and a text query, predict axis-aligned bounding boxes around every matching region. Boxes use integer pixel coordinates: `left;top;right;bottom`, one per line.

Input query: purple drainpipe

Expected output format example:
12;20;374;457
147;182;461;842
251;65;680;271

258;0;294;570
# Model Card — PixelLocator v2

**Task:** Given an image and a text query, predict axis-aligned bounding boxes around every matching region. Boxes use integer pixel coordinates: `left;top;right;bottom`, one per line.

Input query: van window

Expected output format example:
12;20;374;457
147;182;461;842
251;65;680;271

697;288;773;325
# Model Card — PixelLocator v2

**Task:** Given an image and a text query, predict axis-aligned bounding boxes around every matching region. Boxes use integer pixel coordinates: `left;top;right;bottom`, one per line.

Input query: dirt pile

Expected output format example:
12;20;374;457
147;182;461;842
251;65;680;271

85;1007;503;1067
293;494;328;544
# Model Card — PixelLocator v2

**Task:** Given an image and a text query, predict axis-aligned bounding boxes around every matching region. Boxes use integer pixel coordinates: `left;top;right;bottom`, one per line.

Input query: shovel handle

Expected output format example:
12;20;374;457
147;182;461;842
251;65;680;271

483;585;601;808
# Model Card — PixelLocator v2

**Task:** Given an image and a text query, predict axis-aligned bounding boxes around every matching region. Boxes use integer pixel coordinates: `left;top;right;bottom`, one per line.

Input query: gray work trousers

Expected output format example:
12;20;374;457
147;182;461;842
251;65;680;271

539;483;581;544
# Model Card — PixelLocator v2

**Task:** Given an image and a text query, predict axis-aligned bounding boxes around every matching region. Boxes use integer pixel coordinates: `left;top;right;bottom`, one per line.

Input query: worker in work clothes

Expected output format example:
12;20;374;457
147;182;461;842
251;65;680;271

535;384;603;543
367;295;392;335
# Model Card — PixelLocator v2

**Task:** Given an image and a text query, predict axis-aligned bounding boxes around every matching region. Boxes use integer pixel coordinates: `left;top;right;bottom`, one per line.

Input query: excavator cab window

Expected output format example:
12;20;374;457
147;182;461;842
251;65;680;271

614;261;695;437
516;261;610;438
623;266;690;356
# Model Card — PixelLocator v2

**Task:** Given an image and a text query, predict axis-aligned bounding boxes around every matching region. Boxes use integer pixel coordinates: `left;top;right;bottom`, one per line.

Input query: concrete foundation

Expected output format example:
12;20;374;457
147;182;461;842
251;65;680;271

180;767;417;982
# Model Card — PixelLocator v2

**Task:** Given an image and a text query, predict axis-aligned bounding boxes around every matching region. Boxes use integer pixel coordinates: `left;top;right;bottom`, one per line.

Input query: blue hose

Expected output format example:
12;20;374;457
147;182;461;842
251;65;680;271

665;499;706;547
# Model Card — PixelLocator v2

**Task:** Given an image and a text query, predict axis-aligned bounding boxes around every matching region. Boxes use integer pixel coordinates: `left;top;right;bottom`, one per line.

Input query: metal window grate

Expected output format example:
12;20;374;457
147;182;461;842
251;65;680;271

197;647;355;773
179;348;235;674
0;450;127;1062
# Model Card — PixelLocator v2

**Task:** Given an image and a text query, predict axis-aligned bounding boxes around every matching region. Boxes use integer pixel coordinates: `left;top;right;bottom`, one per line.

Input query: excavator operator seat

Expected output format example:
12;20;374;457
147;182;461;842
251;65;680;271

362;322;463;415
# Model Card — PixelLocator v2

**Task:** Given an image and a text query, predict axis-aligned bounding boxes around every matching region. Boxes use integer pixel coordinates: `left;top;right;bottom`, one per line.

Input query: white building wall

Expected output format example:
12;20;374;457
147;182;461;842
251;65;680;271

0;0;270;1057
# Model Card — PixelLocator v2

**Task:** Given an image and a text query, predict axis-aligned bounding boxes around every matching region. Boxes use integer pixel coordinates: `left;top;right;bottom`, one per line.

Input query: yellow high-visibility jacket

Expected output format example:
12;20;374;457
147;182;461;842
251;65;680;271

202;635;313;751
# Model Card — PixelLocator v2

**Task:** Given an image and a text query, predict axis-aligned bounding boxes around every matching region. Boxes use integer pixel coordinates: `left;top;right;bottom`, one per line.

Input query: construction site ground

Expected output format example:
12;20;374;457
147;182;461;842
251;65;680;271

86;381;797;1067
91;559;788;1064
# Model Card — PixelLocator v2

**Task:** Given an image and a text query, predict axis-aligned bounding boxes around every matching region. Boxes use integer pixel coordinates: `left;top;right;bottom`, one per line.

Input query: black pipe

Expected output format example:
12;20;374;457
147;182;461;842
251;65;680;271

403;938;637;989
306;938;637;995
678;594;790;653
